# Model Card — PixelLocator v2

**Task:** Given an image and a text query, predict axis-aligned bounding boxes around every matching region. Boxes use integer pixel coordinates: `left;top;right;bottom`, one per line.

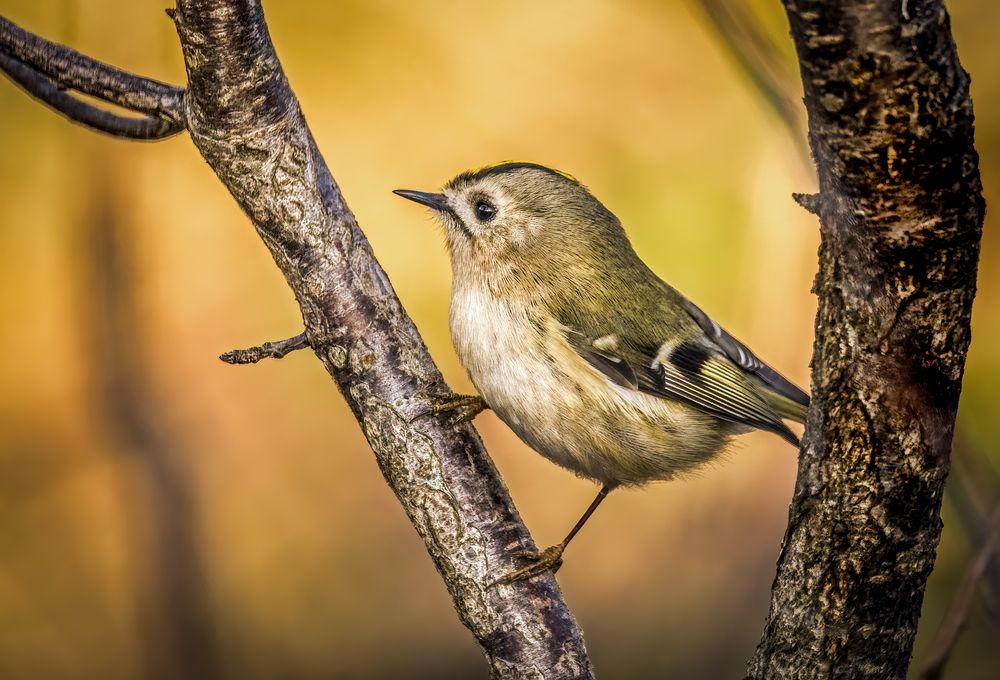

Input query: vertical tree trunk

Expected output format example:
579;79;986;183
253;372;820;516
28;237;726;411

748;2;984;679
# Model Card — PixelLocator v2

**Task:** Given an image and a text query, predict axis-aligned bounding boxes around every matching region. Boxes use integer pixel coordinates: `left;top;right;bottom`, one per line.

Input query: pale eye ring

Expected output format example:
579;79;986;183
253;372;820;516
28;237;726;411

474;200;497;222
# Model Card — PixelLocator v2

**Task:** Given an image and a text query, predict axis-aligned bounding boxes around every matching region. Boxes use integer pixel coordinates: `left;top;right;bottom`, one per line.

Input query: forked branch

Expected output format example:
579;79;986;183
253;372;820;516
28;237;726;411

0;15;183;139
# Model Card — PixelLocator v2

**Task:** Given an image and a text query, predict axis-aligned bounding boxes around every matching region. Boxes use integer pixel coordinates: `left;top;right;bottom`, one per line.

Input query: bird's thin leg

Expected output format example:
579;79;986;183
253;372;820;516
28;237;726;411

559;484;613;549
497;484;614;585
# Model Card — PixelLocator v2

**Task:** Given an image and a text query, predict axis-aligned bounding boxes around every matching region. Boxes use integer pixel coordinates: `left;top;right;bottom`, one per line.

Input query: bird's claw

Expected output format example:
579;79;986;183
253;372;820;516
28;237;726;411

430;394;489;425
495;545;565;585
408;393;488;426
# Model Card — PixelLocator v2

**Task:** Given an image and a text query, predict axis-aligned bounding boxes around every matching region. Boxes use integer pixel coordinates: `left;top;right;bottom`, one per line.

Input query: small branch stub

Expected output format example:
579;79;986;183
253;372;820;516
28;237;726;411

792;192;821;215
430;394;489;425
220;332;310;365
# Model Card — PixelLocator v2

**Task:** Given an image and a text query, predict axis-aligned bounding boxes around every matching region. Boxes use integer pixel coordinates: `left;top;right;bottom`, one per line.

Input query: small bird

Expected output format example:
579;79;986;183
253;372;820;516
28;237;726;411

394;162;807;583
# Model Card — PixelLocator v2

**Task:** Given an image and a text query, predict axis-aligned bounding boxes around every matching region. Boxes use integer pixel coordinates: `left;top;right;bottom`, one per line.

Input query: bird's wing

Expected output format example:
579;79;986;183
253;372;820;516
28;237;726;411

678;297;809;411
561;299;802;445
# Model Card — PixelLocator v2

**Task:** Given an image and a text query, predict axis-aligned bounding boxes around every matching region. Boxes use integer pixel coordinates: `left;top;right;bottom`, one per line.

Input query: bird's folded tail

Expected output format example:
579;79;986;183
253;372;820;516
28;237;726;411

761;387;808;425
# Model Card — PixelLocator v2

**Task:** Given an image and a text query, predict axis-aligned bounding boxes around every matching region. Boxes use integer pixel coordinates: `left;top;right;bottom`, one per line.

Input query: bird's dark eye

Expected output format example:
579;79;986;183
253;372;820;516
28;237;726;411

474;200;497;222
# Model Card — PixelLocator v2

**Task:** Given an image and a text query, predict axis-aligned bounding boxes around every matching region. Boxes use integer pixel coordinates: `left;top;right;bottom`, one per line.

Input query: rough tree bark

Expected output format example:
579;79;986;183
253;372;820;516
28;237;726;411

748;2;984;679
0;3;592;678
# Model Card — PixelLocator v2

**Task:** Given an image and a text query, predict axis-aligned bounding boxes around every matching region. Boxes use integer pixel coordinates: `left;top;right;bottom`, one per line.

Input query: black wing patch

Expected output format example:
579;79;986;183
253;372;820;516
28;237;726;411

668;341;711;380
680;298;809;410
650;349;799;445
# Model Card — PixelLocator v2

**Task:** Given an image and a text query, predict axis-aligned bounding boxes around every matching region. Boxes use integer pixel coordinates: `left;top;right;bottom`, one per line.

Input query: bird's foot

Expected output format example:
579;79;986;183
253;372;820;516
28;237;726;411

428;394;489;425
495;544;565;585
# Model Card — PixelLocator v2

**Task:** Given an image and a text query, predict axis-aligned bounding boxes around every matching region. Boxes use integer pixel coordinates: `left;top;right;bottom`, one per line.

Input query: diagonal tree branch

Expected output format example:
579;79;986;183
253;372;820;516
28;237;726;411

0;5;592;677
748;2;985;679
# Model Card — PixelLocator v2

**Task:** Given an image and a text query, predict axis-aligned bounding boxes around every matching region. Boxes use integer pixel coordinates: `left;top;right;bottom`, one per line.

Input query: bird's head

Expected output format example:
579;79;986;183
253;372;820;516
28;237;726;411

395;162;633;290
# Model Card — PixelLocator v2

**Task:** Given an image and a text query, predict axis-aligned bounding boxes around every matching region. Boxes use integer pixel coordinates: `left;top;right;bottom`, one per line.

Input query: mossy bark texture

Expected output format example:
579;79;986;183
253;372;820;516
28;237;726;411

748;2;984;679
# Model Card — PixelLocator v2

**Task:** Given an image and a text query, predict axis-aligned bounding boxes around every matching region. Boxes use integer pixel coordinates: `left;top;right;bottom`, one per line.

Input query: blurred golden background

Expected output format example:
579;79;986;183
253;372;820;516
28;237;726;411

0;1;997;678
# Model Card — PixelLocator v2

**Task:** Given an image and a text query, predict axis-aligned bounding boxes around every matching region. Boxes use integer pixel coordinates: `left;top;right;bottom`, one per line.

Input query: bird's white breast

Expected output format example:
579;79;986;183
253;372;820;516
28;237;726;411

449;286;559;432
448;283;729;485
449;284;602;478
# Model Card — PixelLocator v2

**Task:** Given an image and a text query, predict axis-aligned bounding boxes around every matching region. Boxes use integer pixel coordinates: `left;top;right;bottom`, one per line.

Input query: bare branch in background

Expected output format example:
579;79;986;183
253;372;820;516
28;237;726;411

692;0;808;162
919;505;1000;680
84;174;217;679
0;5;592;677
948;440;1000;622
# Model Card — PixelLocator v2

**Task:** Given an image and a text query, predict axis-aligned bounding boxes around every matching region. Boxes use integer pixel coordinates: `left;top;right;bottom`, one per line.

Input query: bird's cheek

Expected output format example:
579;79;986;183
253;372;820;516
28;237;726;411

444;230;470;255
441;216;472;240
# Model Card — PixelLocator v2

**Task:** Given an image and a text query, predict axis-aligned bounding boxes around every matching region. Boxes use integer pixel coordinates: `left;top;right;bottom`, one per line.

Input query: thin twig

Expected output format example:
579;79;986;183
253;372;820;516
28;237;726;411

920;504;1000;680
949;435;1000;622
0;53;181;139
219;333;310;365
0;14;184;125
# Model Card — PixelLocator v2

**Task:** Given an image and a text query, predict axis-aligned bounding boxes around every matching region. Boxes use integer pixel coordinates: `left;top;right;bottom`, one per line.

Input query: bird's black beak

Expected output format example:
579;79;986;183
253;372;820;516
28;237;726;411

393;189;449;212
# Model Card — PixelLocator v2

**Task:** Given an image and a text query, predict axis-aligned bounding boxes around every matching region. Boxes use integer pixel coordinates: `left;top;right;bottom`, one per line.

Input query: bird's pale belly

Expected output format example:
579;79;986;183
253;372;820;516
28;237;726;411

450;291;730;486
